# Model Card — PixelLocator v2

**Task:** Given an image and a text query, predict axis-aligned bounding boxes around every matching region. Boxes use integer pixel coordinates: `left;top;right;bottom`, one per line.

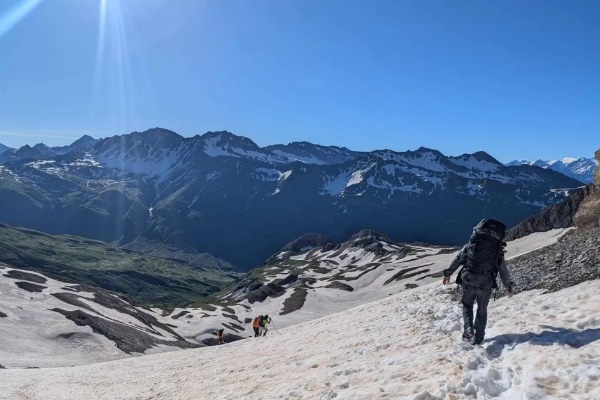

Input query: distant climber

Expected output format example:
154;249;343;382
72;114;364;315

215;328;225;345
252;315;262;337
442;218;514;345
260;315;272;336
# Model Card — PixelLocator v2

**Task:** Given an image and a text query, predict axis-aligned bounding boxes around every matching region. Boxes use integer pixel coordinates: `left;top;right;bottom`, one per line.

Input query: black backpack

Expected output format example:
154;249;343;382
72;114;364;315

464;219;506;279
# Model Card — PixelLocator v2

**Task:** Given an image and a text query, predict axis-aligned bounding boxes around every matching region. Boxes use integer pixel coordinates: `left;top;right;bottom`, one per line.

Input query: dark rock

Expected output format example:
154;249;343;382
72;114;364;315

505;226;600;297
575;149;600;230
507;185;595;240
3;270;47;284
280;233;334;254
384;264;432;285
51;308;198;353
14;281;46;292
171;311;189;320
281;288;308;315
0;311;6;318
325;281;354;291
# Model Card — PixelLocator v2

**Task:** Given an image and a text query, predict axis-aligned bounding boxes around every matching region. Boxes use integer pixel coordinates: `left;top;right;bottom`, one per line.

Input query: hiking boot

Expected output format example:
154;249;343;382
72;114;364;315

473;336;484;345
462;330;474;343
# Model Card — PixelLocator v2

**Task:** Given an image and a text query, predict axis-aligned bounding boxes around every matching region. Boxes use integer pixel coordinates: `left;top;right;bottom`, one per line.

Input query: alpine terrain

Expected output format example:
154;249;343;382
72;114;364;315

0;149;598;399
0;129;584;270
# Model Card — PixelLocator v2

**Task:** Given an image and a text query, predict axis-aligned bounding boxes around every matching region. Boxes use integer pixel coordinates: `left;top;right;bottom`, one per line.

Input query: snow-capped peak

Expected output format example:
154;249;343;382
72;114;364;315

507;157;597;183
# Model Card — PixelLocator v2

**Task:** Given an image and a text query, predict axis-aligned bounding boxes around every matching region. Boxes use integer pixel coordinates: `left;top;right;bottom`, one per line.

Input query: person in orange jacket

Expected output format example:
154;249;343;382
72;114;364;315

252;315;262;337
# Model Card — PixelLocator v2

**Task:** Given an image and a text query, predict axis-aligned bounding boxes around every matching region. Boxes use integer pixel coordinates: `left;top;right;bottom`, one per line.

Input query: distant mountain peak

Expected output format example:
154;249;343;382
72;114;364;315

280;233;334;253
507;157;597;184
0;143;10;155
471;151;502;165
201;130;259;147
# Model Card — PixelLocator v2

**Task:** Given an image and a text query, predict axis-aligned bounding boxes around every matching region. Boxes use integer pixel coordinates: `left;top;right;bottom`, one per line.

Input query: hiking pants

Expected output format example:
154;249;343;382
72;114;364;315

461;280;492;342
253;327;260;337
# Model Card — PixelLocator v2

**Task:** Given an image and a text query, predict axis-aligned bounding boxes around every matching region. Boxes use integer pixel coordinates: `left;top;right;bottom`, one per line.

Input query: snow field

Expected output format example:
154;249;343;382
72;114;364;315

4;277;600;399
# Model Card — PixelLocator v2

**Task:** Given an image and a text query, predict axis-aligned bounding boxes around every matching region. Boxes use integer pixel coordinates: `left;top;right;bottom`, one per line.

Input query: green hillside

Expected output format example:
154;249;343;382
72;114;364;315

0;223;240;308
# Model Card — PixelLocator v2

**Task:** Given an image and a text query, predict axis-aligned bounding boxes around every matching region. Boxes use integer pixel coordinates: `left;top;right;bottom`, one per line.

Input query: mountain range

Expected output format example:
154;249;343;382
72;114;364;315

507;157;597;183
0;129;584;270
0;149;599;399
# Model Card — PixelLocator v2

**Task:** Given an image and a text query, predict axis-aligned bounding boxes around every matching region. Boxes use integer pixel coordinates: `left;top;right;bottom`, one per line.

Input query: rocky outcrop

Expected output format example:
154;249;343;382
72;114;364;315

507;226;600;295
280;233;333;254
574;149;600;230
506;185;595;240
507;149;600;240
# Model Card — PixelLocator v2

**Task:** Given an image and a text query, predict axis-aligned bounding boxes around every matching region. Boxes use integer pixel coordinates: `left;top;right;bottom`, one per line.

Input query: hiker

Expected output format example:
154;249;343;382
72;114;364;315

252;315;262;337
260;315;272;336
216;328;225;345
442;218;514;345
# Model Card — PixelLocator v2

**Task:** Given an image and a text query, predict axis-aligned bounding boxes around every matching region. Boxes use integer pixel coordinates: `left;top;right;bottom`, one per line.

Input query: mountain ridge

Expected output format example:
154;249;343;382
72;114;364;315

0;128;585;270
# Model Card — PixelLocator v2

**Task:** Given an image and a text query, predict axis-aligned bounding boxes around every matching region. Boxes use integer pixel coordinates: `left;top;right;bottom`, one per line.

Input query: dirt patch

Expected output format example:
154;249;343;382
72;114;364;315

405;283;419;289
310;265;331;274
416;270;445;281
51;308;198;353
384;264;433;285
278;274;298;286
53;291;188;340
52;292;97;313
247;282;286;303
223;322;245;332
61;286;83;292
223;313;241;322
244;317;253;324
325;281;354;292
199;304;217;312
0;311;6;318
221;306;235;314
281;288;308;315
14;281;46;293
171;311;190;320
3;270;47;284
332;263;380;282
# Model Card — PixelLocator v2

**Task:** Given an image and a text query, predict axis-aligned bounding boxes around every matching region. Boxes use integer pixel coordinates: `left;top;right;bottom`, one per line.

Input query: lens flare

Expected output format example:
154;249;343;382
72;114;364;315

0;0;43;38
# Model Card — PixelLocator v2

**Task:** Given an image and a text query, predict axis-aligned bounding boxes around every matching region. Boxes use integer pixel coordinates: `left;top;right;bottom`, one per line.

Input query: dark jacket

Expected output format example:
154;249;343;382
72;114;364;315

443;244;513;292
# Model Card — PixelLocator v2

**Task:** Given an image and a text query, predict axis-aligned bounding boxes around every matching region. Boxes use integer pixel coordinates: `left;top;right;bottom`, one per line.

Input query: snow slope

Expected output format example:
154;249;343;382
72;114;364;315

0;264;196;368
0;229;570;372
152;229;571;348
2;265;600;398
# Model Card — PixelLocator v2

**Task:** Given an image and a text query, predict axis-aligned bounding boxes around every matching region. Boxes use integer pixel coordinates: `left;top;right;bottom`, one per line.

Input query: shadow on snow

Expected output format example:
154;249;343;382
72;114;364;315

485;325;600;358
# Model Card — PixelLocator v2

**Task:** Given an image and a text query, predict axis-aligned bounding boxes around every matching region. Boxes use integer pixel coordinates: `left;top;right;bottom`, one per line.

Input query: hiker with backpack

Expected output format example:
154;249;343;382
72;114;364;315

252;315;262;337
442;219;514;345
260;315;272;336
215;328;225;344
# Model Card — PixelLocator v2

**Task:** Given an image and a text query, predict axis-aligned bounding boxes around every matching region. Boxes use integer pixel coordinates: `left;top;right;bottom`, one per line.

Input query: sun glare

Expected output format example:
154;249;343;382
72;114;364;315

93;0;140;135
0;0;43;38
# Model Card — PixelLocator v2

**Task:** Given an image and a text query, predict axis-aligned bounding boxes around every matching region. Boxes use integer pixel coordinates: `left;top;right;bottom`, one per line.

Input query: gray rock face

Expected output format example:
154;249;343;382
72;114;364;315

574;149;600;230
506;227;600;296
506;185;596;240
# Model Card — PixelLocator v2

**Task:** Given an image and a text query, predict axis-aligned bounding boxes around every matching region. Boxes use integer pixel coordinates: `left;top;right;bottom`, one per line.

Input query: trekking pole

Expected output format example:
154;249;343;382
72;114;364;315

271;320;279;334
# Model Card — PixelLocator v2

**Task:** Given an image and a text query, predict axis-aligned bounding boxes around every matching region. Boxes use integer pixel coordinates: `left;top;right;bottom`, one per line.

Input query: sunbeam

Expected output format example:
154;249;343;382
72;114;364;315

0;0;43;38
92;0;147;137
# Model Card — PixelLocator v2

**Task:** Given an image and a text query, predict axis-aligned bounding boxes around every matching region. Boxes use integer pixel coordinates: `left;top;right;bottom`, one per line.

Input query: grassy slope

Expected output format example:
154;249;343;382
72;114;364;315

0;223;240;308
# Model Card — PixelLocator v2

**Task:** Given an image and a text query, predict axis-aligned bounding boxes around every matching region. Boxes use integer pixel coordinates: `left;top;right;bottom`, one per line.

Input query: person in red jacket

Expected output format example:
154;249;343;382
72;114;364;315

252;315;262;337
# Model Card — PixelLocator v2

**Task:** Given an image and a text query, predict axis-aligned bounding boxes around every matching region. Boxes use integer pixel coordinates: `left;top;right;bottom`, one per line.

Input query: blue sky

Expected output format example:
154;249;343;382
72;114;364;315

0;0;598;161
